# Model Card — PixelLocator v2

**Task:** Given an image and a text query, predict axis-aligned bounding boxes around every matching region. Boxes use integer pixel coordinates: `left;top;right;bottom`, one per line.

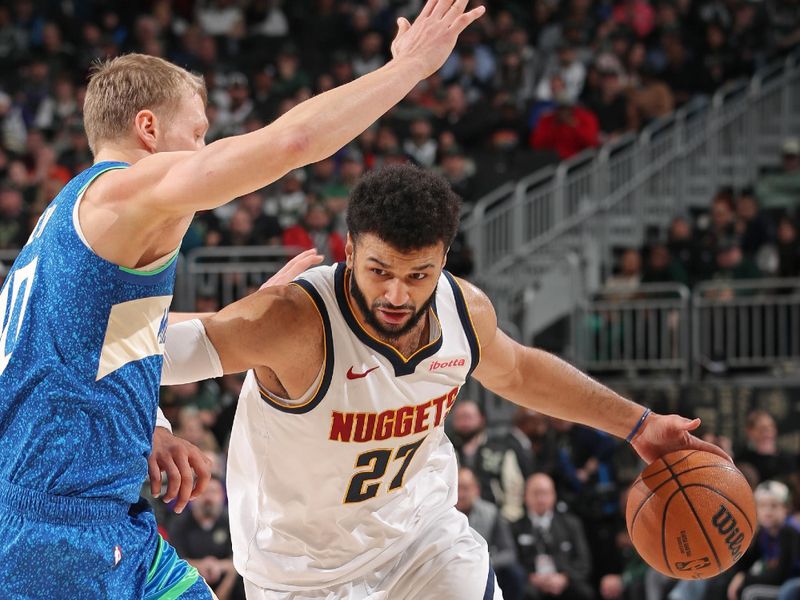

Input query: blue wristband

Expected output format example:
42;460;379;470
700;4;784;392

626;408;651;443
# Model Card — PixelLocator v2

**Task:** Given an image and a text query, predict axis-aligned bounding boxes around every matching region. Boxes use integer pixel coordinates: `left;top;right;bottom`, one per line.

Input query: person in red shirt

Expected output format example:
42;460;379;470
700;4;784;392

282;201;346;263
530;94;600;160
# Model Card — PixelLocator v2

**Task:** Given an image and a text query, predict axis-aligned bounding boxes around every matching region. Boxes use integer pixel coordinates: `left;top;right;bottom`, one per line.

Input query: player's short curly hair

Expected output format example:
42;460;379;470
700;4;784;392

346;164;462;251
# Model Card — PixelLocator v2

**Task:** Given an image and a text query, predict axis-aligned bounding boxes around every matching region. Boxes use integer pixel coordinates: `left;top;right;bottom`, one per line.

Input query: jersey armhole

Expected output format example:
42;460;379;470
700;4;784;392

255;279;334;414
72;165;180;277
443;271;481;376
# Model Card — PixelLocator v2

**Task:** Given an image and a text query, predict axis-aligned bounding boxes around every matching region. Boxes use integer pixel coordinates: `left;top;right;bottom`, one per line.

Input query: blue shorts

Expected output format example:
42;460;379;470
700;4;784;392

0;479;213;599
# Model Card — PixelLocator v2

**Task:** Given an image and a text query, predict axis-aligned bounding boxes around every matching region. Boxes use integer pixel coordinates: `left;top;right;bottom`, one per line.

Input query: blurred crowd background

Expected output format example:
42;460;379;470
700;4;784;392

1;0;800;599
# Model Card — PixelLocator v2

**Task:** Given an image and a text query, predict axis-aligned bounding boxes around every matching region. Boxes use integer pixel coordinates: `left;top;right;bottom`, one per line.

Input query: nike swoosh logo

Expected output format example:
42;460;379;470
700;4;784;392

346;366;379;380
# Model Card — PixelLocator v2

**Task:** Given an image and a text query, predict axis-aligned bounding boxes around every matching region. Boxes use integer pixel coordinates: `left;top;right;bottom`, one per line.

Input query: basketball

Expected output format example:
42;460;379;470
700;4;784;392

626;450;756;580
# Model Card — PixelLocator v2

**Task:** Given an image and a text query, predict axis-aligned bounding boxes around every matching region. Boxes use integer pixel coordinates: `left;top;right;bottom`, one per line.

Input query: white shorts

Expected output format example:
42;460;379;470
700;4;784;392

242;508;503;600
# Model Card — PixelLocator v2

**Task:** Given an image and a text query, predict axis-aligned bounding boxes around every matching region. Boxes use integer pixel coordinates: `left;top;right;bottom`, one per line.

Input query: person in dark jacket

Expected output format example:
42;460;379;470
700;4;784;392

457;467;525;600
512;473;594;600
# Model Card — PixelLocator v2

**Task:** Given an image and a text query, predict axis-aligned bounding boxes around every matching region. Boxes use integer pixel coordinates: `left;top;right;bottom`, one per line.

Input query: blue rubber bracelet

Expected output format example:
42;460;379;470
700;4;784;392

626;408;651;443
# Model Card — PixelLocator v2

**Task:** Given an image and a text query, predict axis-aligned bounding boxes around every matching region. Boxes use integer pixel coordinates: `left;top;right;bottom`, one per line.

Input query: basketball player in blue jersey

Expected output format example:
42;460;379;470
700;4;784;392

0;1;485;596
162;164;732;599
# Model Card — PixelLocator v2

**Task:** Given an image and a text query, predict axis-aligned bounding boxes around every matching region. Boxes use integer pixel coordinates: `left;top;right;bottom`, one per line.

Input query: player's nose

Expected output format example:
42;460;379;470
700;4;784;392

384;279;409;307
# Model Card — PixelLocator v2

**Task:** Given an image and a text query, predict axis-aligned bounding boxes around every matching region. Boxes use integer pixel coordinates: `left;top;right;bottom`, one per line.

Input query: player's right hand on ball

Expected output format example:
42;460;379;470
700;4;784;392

390;0;486;80
630;413;733;465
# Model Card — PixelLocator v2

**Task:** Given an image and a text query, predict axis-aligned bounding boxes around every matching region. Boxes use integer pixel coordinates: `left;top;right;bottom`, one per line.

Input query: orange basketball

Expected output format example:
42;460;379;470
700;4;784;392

626;450;757;580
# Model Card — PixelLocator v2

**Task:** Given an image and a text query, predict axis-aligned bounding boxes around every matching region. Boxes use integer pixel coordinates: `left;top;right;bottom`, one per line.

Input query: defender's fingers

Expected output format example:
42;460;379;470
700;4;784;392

419;0;439;19
432;0;455;19
148;456;162;498
188;452;212;500
173;455;195;514
443;0;469;23
449;6;486;32
396;16;411;37
162;460;181;503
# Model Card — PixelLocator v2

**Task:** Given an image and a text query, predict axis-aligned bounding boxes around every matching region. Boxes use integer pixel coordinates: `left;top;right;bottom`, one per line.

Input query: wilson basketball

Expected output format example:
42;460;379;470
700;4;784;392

626;450;756;580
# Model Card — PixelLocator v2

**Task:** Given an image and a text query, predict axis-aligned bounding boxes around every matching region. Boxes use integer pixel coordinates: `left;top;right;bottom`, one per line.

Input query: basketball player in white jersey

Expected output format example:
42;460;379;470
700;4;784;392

163;165;730;599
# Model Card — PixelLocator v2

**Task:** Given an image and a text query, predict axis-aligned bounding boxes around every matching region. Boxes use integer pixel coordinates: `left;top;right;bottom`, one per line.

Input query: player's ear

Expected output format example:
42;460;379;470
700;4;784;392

345;233;355;269
133;109;158;153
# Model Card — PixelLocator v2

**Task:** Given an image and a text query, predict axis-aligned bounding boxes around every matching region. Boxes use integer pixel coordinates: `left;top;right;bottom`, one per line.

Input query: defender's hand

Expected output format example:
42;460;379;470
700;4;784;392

149;427;212;513
630;413;733;465
390;0;486;80
260;249;323;290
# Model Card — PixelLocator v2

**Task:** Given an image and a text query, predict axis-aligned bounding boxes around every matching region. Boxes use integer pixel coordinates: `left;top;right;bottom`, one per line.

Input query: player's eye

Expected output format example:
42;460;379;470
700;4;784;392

372;268;388;277
409;273;426;281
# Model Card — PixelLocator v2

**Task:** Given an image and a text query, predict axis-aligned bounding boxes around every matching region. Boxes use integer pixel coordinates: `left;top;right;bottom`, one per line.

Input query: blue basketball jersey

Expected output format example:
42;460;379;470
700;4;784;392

0;161;177;504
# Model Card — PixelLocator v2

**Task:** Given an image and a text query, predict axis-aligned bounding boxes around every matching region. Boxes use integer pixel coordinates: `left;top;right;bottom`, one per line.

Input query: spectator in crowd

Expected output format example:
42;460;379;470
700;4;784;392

776;216;800;278
604;248;642;295
174;407;220;454
736;410;797;485
513;473;594;600
756;137;800;211
536;45;587;105
584;67;637;142
169;475;244;600
667;215;699;282
530;94;599;161
235;192;282;246
457;466;525;600
734;187;772;258
264;169;307;230
402;117;438;169
597;490;648;600
451;399;526;522
549;418;620;584
0;186;27;248
436;143;477;204
612;0;655;40
630;65;675;126
710;239;762;287
728;481;800;600
640;242;689;286
658;29;702;106
694;189;738;281
513;408;560;477
281;200;345;264
437;82;493;152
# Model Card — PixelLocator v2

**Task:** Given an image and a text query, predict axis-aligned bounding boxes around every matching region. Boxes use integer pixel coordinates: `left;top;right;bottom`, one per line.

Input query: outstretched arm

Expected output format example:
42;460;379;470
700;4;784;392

461;278;730;464
106;1;485;217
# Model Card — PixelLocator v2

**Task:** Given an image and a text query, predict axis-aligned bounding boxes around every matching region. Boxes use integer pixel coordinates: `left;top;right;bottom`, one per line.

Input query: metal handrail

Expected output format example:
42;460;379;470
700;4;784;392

463;51;800;287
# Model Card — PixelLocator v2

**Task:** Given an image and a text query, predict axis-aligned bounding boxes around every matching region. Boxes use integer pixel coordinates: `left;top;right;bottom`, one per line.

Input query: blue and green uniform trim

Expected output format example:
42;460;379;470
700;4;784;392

144;536;201;600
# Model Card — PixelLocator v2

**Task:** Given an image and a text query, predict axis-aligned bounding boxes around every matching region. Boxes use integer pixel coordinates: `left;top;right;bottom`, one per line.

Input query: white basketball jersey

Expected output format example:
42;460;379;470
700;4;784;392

227;263;481;591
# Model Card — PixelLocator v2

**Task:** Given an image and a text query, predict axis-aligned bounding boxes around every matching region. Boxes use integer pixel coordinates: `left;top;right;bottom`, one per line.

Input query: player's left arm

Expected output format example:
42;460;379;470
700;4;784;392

458;277;730;464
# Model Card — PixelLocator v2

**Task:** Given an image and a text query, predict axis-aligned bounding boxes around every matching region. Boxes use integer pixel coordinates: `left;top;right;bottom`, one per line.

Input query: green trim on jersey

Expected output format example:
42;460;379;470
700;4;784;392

118;249;180;276
144;536;201;600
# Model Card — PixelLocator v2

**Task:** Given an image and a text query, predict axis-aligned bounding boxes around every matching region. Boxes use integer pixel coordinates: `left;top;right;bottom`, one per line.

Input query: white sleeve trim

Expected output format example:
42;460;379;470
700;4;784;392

155;406;173;433
161;319;224;386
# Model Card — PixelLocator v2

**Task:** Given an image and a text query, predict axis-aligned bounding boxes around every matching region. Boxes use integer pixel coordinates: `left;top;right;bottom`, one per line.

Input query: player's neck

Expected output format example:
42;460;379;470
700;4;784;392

94;145;151;166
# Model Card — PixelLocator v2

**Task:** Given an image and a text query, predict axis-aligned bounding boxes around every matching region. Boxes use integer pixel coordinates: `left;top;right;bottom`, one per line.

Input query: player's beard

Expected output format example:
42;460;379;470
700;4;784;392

349;269;436;343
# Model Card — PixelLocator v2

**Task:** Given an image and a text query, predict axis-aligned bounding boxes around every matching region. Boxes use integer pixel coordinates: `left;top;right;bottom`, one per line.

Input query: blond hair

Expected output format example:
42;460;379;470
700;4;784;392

84;54;207;154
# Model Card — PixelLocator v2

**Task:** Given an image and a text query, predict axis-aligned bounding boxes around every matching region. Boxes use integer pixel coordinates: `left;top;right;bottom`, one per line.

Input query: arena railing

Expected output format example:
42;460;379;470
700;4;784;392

464;49;800;338
573;283;691;381
176;245;304;311
692;278;800;378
